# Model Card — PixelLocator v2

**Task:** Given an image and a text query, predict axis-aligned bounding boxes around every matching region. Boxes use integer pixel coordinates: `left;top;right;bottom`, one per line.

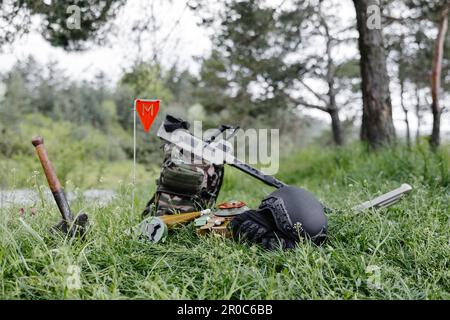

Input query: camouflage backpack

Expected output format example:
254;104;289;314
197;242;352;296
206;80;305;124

141;117;225;217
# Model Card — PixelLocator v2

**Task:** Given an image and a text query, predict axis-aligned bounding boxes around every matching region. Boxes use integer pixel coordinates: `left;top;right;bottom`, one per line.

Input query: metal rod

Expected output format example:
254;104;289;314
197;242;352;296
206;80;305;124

132;101;136;211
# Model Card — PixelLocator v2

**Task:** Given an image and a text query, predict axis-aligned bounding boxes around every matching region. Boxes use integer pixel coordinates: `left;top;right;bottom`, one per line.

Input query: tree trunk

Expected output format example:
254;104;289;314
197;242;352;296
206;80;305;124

400;78;411;148
327;63;343;146
329;108;343;146
324;18;343;147
327;65;343;146
430;4;449;150
353;0;395;148
398;37;410;148
415;86;421;145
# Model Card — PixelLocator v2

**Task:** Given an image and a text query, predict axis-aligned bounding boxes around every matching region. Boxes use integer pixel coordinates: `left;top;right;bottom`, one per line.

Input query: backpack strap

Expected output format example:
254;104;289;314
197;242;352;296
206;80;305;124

141;193;157;218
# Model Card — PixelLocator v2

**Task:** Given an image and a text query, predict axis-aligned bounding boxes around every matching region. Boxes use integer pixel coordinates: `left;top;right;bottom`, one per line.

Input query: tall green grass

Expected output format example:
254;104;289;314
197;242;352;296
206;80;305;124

0;144;449;299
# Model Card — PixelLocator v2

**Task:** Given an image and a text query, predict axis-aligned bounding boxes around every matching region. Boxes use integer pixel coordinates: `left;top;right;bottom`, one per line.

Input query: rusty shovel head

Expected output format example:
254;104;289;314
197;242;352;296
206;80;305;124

52;211;89;238
31;136;89;239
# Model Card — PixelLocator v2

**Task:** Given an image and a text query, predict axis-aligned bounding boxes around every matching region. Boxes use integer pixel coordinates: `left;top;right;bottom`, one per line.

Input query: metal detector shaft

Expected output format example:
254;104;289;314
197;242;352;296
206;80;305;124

229;159;285;188
157;121;414;210
157;123;285;189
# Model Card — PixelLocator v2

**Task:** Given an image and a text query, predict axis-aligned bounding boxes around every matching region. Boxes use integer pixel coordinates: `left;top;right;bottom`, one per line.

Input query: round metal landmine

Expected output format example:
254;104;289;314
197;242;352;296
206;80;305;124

137;217;169;243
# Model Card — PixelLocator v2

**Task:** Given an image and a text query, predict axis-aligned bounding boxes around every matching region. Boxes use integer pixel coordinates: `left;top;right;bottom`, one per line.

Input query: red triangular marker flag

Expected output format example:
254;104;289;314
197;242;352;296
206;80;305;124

135;99;160;132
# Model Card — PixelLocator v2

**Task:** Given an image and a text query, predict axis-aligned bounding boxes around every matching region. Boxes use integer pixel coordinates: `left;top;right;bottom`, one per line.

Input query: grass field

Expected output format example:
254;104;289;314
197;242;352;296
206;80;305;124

0;143;449;299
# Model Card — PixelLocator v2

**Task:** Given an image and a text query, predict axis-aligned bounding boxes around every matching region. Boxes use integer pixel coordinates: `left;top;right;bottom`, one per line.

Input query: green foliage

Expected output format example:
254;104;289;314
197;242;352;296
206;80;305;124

0;57;201;172
402;0;450;20
120;63;173;103
275;143;449;199
334;59;361;92
0;0;126;50
196;0;306;124
195;50;233;115
0;57;121;133
385;0;450;89
0;113;132;189
165;66;197;106
0;144;449;299
194;0;360;146
116;62;173;129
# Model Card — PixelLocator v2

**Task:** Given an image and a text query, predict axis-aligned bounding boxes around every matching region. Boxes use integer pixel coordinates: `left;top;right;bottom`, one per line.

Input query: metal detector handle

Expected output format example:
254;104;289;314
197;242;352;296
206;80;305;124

205;124;239;144
230;159;286;189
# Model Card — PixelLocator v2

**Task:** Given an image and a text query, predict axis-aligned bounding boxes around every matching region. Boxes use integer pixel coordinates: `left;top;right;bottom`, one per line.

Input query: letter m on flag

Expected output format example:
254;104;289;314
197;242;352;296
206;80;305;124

135;99;160;132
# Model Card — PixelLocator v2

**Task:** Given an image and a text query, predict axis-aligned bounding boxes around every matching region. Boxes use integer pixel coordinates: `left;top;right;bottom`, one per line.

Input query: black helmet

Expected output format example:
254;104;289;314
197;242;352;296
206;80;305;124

259;185;328;245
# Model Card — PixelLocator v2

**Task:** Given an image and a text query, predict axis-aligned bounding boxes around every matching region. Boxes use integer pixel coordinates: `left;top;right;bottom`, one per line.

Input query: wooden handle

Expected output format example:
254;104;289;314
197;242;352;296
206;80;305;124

31;136;62;192
160;211;202;227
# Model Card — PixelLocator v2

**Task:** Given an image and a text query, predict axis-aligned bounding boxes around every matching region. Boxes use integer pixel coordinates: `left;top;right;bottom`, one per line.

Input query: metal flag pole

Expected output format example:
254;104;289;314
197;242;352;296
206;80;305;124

132;100;136;211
